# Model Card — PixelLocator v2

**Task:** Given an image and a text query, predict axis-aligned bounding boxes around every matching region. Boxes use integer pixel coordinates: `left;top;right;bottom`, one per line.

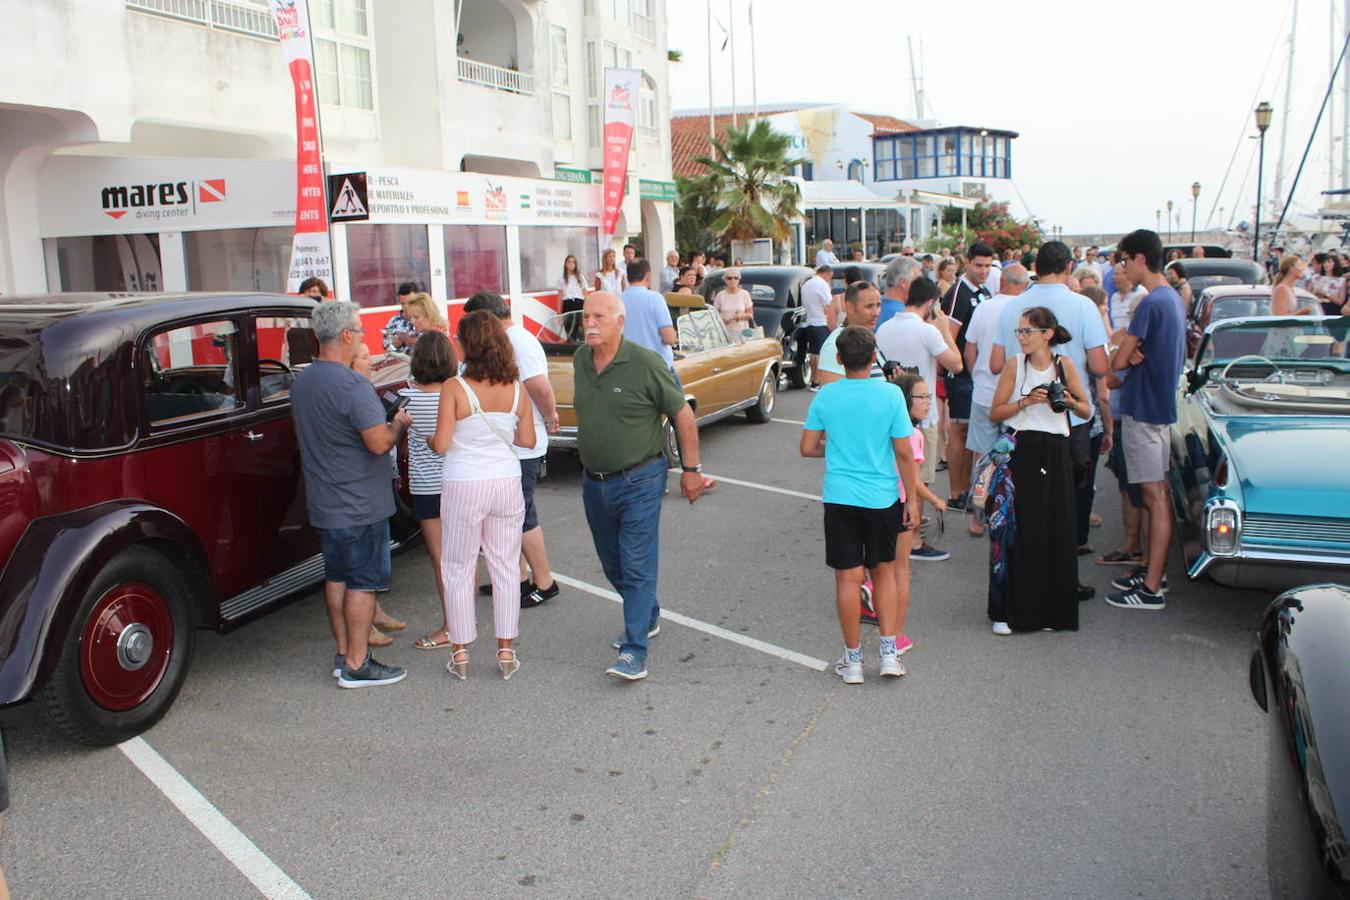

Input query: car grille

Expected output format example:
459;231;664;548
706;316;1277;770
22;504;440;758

1242;515;1350;546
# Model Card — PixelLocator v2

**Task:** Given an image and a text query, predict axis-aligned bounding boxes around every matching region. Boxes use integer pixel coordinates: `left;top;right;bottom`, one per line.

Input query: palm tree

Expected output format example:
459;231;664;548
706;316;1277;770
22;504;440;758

694;120;806;247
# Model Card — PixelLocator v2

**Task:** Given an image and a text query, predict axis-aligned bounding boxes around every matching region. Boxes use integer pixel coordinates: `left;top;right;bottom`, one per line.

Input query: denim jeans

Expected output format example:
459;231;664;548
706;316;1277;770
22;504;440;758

582;456;668;661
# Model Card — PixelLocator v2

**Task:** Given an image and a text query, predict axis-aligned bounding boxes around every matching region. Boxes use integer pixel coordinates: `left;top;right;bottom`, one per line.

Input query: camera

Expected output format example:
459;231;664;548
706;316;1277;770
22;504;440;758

881;359;918;385
1044;380;1069;413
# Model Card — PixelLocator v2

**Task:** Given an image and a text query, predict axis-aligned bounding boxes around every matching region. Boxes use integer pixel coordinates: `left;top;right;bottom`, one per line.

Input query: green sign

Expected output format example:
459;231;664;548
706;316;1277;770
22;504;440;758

554;166;592;184
639;179;677;202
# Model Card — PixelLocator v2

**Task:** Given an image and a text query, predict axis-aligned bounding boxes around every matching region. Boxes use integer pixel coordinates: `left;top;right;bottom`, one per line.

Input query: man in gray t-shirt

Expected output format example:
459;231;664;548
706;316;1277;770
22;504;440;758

292;301;413;689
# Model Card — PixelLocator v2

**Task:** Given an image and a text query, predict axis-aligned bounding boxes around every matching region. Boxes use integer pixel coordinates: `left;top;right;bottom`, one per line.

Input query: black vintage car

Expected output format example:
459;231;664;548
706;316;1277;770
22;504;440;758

1167;258;1267;313
1249;583;1350;898
700;265;815;388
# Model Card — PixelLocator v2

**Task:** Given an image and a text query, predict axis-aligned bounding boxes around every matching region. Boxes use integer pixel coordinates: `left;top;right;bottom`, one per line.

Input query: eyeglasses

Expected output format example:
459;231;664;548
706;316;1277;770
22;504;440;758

344;326;366;336
910;392;932;400
1013;327;1048;337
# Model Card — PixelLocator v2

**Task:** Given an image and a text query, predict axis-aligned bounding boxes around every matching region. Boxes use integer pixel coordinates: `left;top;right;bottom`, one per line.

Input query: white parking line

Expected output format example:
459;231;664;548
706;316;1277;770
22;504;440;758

552;572;829;671
687;471;822;503
770;417;806;425
119;737;311;900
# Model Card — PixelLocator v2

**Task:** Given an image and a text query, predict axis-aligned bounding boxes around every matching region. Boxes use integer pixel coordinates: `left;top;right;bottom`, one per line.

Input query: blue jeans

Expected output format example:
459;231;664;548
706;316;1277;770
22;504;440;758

582;456;667;661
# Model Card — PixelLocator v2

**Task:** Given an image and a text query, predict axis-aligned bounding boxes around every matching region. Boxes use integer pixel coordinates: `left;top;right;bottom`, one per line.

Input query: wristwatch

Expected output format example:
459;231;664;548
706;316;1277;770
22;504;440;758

682;464;702;473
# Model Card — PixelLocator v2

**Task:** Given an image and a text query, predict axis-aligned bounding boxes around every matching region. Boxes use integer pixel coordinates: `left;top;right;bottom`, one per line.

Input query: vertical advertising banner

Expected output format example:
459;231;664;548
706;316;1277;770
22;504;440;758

601;68;641;237
270;0;332;292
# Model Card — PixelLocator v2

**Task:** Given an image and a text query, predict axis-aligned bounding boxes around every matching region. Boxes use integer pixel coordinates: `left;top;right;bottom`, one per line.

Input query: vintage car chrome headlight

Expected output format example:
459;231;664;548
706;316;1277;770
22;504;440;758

1205;499;1241;557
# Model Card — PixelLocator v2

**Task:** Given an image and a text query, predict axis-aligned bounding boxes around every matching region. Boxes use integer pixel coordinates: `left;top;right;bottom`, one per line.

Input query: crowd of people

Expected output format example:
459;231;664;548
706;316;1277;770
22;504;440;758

800;230;1187;682
291;255;712;686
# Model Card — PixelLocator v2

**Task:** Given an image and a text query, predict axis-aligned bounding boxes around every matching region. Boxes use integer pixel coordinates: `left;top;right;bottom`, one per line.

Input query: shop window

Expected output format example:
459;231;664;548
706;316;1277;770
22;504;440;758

345;223;431;309
54;234;163;292
143;320;242;426
184;227;292;292
444;225;508;300
519;226;599;293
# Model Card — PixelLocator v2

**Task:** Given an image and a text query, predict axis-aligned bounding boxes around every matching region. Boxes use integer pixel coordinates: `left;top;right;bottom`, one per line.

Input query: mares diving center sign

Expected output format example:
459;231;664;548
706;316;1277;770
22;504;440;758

269;0;331;292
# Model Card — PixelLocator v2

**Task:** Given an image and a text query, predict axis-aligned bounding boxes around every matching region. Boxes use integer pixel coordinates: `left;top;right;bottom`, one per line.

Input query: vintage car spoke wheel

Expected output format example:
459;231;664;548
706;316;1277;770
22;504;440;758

38;546;194;746
787;350;812;389
662;417;682;467
746;371;777;423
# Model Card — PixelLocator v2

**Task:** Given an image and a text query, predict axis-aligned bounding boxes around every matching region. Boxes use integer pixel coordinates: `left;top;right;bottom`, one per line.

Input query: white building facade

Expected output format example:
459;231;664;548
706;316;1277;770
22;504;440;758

0;0;675;331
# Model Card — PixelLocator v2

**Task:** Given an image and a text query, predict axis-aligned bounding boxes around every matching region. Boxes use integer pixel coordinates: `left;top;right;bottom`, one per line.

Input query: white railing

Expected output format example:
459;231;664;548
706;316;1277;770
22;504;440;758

126;0;279;40
633;13;655;42
457;56;534;95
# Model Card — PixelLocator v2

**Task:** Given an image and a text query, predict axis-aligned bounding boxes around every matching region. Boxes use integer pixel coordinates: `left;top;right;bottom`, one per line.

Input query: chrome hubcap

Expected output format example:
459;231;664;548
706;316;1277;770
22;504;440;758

117;624;154;671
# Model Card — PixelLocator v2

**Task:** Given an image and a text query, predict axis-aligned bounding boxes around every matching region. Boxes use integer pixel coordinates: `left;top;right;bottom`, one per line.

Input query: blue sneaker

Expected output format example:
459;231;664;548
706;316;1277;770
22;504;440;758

1109;569;1169;593
611;622;661;650
338;654;407;689
910;543;950;562
332;653;343;678
606;653;648;681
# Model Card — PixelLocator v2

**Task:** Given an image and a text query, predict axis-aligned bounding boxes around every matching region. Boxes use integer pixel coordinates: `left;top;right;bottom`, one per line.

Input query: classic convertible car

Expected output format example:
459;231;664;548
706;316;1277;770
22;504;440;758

1248;583;1350;897
1171;315;1350;591
0;293;415;744
539;308;781;464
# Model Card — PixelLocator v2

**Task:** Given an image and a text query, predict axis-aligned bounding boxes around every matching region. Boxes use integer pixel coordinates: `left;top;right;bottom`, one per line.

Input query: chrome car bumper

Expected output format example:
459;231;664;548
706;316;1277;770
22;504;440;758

1191;545;1350;591
548;427;578;450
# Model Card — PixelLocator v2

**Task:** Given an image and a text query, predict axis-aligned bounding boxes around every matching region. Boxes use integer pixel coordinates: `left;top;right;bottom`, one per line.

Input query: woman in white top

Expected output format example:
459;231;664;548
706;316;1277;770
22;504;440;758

429;311;536;680
556;254;590;312
713;268;755;342
399;332;457;650
593;248;626;294
988;306;1091;635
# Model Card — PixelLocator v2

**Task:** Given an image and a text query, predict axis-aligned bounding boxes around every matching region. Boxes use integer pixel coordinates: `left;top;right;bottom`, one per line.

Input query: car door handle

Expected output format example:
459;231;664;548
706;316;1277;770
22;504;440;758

244;431;265;442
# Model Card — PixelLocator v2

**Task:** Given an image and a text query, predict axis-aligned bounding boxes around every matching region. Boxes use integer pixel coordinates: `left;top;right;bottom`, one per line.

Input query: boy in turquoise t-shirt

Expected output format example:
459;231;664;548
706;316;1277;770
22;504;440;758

801;326;920;684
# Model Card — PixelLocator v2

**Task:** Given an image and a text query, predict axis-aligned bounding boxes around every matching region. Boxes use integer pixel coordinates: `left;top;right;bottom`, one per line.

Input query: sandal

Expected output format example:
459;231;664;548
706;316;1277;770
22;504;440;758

1097;549;1144;566
497;647;520;681
373;615;406;634
413;630;450;650
367;625;393;647
447;647;470;680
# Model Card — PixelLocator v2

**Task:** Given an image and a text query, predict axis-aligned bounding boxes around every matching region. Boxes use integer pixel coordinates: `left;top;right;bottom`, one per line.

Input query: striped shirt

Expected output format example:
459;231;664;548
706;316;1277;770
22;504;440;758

399;385;445;495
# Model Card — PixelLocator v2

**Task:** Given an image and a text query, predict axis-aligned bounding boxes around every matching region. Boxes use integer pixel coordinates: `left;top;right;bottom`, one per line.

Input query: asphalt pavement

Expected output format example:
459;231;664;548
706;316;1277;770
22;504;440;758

0;385;1275;899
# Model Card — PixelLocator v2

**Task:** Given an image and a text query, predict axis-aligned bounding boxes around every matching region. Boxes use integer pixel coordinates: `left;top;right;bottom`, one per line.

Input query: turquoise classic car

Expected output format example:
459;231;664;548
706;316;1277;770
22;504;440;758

1171;315;1350;591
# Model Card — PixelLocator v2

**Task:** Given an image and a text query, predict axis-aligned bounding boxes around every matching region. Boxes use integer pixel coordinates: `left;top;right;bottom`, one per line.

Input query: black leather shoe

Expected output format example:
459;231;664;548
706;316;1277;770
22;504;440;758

1077;582;1096;602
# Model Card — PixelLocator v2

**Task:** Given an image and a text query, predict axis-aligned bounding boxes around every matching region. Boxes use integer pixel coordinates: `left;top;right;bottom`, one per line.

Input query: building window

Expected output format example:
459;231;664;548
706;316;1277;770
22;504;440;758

586;42;599;99
184;227;293;292
587;104;601;146
632;0;655;40
553;92;574;141
444;225;508;300
518;226;599;294
345;223;431;309
638;79;657;139
312;0;373;110
53;234;163;292
550;25;569;87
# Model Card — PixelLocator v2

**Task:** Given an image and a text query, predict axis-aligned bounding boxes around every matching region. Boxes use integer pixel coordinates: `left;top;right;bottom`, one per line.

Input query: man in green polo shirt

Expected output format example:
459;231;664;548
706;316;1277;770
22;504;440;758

575;291;713;681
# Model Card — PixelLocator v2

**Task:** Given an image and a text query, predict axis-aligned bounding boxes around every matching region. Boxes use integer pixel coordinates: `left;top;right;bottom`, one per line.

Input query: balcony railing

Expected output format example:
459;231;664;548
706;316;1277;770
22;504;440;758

457;56;534;96
126;0;279;41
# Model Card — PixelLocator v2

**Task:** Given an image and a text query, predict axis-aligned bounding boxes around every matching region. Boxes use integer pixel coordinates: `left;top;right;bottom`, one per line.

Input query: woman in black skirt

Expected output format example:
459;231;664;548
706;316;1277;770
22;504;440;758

987;306;1092;634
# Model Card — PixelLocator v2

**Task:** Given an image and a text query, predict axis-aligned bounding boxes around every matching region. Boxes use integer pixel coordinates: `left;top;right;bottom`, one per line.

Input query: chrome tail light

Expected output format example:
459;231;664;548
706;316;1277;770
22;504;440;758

1206;500;1241;556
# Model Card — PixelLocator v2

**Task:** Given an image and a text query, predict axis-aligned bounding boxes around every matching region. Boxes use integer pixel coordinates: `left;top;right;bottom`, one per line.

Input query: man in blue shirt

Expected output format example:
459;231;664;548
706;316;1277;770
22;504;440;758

801;326;918;684
620;258;677;370
1106;230;1185;611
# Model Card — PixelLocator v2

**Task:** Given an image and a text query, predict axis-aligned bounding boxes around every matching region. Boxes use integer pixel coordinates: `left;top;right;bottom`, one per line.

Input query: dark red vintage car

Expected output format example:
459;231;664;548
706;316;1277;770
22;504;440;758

0;293;413;744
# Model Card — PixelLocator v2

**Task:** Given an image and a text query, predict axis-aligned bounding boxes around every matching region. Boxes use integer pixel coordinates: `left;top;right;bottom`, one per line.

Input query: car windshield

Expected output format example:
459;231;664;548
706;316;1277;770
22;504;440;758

1189;274;1247;296
1199;316;1350;367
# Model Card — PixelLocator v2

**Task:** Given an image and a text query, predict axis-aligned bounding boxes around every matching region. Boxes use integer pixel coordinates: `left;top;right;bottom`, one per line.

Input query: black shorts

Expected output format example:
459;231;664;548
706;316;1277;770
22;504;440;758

823;500;902;570
944;372;973;421
411;493;440;521
799;324;831;355
520;456;543;531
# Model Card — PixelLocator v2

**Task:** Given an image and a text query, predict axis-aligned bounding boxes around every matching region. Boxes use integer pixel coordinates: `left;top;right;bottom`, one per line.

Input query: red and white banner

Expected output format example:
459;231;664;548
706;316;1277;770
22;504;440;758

269;0;332;292
601;67;641;237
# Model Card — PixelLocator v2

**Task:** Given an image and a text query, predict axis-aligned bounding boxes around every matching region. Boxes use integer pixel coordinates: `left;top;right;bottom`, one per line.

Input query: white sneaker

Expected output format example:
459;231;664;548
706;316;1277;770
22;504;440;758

834;655;864;684
992;621;1012;636
879;654;905;677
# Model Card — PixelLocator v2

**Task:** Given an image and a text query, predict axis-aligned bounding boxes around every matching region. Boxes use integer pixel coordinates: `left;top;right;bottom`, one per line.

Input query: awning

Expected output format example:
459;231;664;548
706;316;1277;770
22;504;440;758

908;189;979;210
792;178;902;210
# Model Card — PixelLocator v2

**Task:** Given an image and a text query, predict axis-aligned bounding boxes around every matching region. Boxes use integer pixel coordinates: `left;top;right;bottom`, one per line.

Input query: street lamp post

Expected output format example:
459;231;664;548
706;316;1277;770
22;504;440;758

1190;181;1201;242
1156;208;1162;233
1254;101;1274;262
1166;200;1174;241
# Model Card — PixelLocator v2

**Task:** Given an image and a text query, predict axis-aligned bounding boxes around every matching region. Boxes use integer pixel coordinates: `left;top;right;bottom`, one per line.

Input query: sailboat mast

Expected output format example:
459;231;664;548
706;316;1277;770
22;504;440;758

1343;0;1350;188
1274;0;1298;215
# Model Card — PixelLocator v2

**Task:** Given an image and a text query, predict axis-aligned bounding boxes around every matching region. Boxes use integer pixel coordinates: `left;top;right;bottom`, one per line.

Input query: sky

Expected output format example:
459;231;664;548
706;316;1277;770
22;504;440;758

665;0;1343;235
